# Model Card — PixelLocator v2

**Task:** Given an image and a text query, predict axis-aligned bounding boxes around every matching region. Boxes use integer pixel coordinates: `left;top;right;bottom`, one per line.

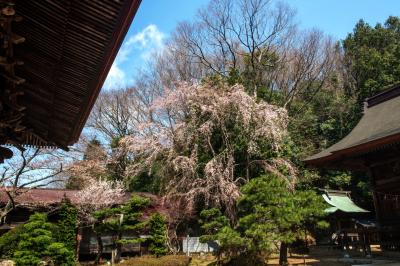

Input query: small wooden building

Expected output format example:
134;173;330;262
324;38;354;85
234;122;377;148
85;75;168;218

305;84;400;250
323;190;368;214
321;189;376;255
0;0;141;161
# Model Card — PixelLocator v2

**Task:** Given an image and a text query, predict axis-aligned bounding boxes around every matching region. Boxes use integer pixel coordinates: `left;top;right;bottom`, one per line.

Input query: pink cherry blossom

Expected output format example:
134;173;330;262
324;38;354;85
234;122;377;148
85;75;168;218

121;82;294;219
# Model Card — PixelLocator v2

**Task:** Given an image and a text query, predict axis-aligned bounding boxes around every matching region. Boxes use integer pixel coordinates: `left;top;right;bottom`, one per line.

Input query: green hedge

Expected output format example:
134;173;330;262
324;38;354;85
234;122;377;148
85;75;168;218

118;255;191;266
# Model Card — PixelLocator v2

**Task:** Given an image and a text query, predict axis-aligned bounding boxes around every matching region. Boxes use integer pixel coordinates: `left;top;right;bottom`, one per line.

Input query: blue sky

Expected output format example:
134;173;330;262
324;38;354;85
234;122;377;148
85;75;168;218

103;0;400;90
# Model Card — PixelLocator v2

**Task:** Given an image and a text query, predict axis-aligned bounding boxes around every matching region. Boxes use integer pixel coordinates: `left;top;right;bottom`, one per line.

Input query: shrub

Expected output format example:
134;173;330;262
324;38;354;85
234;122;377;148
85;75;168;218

45;242;76;266
94;195;151;262
56;198;78;253
0;225;23;258
148;213;168;257
0;213;76;266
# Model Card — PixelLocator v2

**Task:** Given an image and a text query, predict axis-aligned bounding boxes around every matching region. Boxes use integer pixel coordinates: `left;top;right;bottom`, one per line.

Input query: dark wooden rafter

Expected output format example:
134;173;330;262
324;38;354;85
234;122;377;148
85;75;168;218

0;0;142;162
0;1;26;162
70;0;142;144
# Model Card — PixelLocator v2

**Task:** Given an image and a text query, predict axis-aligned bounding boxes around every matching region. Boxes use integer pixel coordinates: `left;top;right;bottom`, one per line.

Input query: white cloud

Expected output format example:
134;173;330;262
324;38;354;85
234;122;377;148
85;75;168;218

103;24;165;90
127;24;164;49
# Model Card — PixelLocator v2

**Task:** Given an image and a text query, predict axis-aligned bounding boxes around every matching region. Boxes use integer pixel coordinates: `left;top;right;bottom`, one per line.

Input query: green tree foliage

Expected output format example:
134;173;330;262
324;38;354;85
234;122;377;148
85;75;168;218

199;208;229;243
148;213;168;257
200;174;326;265
199;208;244;264
127;160;164;194
214;227;246;261
0;213;75;266
292;16;400;206
94;195;151;262
269;16;400;211
278;17;400;211
224;49;281;101
288;88;356;159
45;242;76;265
56;198;78;253
343;16;400;110
237;175;326;253
0;224;23;258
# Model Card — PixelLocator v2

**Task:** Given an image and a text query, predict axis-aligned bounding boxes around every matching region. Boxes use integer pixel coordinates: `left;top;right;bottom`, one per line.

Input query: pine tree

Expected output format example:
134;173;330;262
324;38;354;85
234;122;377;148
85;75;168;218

94;195;151;263
199;174;327;265
148;213;168;257
343;16;400;111
7;213;75;266
199;208;244;265
56;198;78;254
238;174;326;265
199;208;229;243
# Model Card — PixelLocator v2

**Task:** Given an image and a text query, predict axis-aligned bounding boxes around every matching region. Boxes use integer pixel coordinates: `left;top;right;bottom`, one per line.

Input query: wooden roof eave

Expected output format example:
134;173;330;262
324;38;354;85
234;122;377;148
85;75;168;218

1;0;142;151
69;0;142;146
305;133;400;170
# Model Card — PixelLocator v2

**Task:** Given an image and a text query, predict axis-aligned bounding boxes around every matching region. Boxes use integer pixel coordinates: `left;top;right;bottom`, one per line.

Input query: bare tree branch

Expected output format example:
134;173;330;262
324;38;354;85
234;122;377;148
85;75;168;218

0;147;69;224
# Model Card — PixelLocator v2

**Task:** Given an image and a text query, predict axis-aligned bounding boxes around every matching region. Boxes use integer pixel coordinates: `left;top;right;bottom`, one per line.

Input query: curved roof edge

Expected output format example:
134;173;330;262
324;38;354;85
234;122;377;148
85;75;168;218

70;0;142;146
322;191;369;213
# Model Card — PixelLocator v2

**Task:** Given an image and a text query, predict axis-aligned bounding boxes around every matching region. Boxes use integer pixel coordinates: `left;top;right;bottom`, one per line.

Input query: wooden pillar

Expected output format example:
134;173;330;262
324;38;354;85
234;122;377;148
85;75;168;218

343;231;350;258
361;230;371;257
365;232;371;257
366;166;384;251
366;166;382;225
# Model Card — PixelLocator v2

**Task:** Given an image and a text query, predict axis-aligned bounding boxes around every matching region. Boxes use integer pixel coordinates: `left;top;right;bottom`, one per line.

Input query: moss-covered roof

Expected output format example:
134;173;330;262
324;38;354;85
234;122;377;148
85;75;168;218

322;191;369;213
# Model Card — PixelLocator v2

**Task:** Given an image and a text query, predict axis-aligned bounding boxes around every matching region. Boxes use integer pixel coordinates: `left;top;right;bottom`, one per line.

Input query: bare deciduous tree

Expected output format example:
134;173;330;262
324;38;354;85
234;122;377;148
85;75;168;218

169;0;338;103
0;147;66;223
173;0;295;92
88;88;151;142
277;30;339;108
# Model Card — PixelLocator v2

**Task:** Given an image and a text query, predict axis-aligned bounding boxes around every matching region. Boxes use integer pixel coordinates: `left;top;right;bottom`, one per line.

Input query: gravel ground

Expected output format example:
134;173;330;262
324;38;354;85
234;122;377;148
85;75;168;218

190;246;400;266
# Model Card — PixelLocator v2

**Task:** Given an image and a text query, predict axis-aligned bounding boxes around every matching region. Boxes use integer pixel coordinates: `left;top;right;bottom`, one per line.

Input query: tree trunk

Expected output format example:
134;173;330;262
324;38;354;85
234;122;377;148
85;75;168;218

95;233;103;265
111;249;116;265
115;232;122;263
111;232;122;265
76;227;82;261
245;152;250;181
217;251;222;266
0;198;15;225
279;242;288;266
